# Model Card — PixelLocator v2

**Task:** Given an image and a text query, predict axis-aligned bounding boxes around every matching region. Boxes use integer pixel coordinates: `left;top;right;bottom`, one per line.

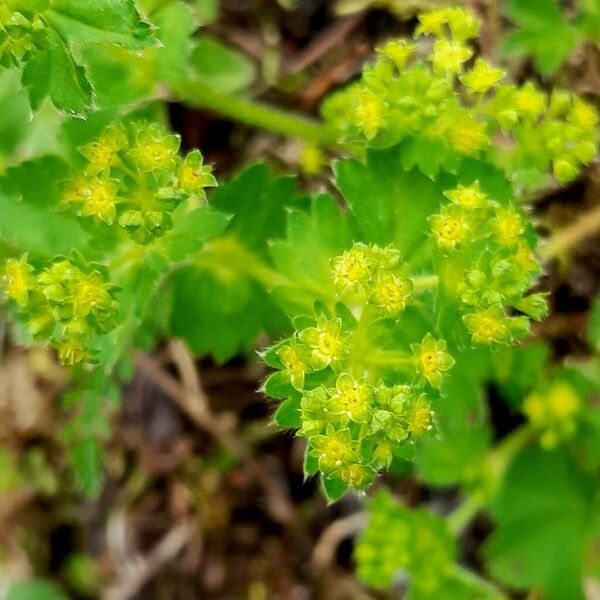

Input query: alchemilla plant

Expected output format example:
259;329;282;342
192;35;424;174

1;2;600;598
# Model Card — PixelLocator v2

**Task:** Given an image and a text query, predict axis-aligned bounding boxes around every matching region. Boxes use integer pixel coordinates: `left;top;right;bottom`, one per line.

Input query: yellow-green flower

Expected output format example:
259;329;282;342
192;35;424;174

80;124;126;176
430;39;472;75
430;207;469;251
339;463;374;489
4;255;34;306
443;182;486;210
569;98;599;130
492;208;525;246
448;116;488;155
176;150;217;199
415;9;448;38
129;125;180;172
463;306;511;345
523;381;581;450
331;244;372;293
354;89;385;140
377;39;415;70
461;59;505;94
311;428;356;474
57;339;88;366
80;179;120;224
406;395;434;437
299;316;347;370
71;271;115;318
370;271;412;316
300;143;325;176
277;341;309;390
330;373;373;423
514;83;546;119
411;333;454;388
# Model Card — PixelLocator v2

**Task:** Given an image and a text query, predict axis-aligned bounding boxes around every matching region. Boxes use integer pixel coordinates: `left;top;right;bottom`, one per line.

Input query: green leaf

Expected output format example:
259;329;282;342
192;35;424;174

152;1;197;86
334;146;448;262
503;0;579;74
191;35;255;94
169;165;299;361
159;207;231;261
70;438;102;498
273;395;301;428
321;476;348;502
415;349;491;486
270;193;355;315
7;580;69;600
263;371;294;400
195;0;219;25
485;447;596;599
47;0;154;48
0;192;88;257
22;27;93;115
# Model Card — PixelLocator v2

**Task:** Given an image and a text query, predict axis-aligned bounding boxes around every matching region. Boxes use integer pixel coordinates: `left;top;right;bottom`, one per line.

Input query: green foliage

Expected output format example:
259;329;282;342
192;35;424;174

485;447;597;600
504;0;600;75
0;0;154;114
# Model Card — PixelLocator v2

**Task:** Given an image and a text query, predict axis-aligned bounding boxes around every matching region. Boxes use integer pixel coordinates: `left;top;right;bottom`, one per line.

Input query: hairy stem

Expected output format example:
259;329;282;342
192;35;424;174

175;82;338;146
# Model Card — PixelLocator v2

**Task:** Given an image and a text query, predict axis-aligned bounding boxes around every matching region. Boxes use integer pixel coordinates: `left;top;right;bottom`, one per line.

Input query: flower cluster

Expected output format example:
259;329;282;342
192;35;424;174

523;380;582;449
3;254;117;365
355;490;456;592
321;7;599;187
0;1;50;68
63;122;217;244
431;181;548;346
263;243;455;493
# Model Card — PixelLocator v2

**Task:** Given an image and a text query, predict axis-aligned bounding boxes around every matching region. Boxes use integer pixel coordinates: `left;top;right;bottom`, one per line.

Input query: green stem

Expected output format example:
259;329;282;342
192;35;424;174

451;564;508;600
175;81;339;146
412;274;439;291
448;424;535;535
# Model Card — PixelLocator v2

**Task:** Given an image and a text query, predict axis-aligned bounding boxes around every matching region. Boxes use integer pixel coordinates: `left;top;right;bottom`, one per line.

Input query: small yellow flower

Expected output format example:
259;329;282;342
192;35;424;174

411;333;454;388
406;395;434;437
446;8;480;42
461;59;505;94
57;340;88;365
463;307;511;345
339;463;373;489
277;342;308;390
129;125;180;172
448;117;488;155
430;39;473;75
71;271;114;317
492;208;525;246
376;39;415;70
370;271;412;316
430;207;469;251
311;430;356;474
514;243;537;273
80;179;120;224
4;255;34;306
299;316;346;370
443;182;487;210
354;89;385;140
330;373;372;423
176;150;217;199
514;83;546;119
415;10;448;38
331;244;372;293
547;382;580;419
570;98;599;130
80;124;126;176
